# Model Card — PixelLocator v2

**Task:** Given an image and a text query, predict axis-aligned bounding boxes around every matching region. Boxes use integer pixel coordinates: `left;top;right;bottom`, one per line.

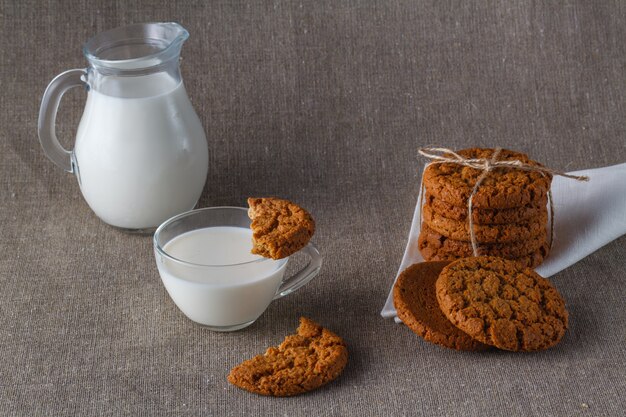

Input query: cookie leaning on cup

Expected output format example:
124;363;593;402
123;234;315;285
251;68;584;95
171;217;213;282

247;197;315;259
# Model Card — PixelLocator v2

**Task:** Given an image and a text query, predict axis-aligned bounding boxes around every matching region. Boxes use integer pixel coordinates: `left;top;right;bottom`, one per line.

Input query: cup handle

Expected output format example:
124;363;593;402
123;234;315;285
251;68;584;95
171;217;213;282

273;243;322;300
37;68;88;173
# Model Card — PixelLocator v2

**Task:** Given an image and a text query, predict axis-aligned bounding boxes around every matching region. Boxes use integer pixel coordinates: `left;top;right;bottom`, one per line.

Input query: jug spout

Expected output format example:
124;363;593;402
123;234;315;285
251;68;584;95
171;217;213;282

153;22;189;55
83;22;189;75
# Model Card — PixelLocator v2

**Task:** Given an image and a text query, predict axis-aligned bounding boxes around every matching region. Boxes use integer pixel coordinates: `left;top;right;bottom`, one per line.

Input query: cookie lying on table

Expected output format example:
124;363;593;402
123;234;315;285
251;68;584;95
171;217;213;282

436;256;568;352
228;317;348;396
394;261;490;351
394;256;568;352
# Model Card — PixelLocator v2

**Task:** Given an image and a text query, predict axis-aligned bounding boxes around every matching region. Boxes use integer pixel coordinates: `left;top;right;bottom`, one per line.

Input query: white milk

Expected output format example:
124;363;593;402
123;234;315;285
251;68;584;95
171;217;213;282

74;73;208;229
156;227;287;327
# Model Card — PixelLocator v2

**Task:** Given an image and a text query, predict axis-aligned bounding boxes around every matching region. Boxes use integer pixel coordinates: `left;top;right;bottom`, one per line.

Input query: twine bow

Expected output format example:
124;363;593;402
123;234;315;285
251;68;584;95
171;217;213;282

418;147;590;257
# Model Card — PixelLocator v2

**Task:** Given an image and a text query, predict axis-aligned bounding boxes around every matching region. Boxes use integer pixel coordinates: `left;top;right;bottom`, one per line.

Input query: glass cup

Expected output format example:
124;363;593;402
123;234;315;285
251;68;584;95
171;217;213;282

153;207;322;331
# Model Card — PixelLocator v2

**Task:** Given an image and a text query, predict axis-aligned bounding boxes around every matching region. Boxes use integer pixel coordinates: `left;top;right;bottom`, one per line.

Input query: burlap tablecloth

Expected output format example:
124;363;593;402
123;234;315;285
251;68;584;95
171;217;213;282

2;1;625;415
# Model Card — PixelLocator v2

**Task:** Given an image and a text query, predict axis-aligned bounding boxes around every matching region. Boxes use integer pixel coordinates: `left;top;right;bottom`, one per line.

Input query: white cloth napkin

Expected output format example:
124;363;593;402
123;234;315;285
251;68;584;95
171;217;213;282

381;162;626;321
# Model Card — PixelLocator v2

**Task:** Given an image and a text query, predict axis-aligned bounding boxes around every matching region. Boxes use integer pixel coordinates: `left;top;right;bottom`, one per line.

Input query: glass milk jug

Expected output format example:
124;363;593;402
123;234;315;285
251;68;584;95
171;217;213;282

38;23;208;231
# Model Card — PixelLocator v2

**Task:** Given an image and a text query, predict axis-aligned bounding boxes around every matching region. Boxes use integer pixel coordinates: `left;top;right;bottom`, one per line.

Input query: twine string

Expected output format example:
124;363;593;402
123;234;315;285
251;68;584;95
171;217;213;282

417;147;589;257
468;147;502;255
418;148;590;181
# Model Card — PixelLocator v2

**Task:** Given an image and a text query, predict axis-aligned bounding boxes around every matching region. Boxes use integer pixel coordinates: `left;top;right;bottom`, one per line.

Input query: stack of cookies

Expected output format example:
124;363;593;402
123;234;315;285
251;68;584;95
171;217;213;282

393;257;569;352
418;148;552;268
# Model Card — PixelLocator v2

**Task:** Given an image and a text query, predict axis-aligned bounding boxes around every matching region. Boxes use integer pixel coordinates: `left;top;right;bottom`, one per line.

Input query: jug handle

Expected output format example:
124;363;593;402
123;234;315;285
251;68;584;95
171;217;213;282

37;69;87;173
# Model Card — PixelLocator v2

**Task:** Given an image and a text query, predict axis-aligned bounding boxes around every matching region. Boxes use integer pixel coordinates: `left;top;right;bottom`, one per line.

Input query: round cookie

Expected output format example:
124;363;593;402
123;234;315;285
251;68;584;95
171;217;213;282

435;257;568;351
227;317;348;396
418;223;547;259
422;204;547;243
423;148;552;209
393;261;489;351
425;192;548;225
420;234;550;269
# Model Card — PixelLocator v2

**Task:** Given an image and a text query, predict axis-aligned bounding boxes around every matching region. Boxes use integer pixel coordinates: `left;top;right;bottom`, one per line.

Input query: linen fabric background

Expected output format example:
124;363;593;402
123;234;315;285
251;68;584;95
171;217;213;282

1;1;625;416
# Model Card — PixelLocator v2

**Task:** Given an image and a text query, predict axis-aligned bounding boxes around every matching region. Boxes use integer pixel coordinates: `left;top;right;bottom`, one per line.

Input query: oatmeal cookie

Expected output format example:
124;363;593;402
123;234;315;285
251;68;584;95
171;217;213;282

423;148;552;209
247;197;315;259
393;261;489;351
420;233;550;269
435;257;568;351
422;204;547;243
228;317;348;396
418;223;547;259
425;192;547;225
